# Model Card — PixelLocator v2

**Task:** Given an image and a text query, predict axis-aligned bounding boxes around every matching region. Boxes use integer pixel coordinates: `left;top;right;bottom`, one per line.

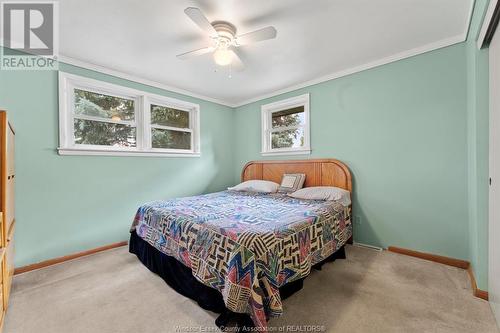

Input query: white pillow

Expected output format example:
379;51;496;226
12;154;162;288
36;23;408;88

228;180;280;193
288;186;351;206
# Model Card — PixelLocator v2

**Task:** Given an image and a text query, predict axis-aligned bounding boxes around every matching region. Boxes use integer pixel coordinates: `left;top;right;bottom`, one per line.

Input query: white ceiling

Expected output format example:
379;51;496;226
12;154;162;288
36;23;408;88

59;0;473;107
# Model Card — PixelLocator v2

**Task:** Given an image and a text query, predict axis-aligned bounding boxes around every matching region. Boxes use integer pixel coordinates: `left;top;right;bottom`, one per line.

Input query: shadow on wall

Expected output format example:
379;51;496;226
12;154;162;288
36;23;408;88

202;134;235;193
200;136;235;193
351;172;382;247
141;141;221;199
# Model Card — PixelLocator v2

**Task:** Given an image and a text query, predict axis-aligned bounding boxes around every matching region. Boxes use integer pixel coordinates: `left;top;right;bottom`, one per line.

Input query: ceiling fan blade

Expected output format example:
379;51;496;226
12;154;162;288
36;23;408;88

176;47;214;60
235;26;277;46
229;49;245;71
184;7;218;38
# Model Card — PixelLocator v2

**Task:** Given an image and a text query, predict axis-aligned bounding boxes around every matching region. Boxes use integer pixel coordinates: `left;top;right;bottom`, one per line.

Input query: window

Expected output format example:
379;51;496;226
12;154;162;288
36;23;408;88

73;89;137;148
261;94;310;156
149;102;192;150
58;72;200;157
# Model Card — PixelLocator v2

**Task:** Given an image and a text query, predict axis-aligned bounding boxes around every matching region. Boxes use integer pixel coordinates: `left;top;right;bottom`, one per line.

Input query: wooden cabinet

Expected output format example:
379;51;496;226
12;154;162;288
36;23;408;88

0;111;15;330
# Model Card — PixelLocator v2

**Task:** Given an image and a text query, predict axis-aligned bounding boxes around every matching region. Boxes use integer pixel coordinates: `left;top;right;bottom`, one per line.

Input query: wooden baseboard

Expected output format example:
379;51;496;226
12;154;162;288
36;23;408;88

388;246;488;301
475;289;489;301
387;246;470;269
467;266;490;301
14;241;128;275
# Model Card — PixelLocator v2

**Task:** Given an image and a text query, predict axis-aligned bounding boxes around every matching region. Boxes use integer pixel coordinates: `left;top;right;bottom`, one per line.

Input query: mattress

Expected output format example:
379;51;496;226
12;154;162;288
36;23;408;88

130;190;352;328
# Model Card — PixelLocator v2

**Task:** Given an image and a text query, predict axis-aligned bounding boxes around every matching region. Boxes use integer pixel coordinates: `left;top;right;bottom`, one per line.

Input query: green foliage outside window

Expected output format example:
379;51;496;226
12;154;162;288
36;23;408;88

271;106;304;149
152;128;191;149
72;90;193;150
74;119;136;147
74;89;135;120
151;105;189;128
151;105;191;149
73;89;136;147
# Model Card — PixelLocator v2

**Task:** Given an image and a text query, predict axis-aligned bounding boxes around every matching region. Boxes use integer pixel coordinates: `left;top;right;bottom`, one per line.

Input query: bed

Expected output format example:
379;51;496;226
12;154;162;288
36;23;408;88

129;159;353;329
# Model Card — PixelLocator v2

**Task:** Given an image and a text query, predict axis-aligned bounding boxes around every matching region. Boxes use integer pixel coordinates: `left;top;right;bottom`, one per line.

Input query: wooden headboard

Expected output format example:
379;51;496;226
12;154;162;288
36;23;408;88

241;159;352;192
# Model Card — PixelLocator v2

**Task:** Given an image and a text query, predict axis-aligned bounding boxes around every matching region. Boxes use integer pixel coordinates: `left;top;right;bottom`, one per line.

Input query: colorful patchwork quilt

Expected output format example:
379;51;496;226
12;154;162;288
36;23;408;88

130;191;352;328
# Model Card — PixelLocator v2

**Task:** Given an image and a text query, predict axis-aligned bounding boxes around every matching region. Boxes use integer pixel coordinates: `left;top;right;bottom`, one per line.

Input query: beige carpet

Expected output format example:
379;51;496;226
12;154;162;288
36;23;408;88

4;245;498;333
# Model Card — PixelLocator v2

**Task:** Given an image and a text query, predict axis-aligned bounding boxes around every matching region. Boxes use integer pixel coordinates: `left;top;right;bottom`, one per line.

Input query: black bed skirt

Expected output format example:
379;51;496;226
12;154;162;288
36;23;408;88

129;230;346;329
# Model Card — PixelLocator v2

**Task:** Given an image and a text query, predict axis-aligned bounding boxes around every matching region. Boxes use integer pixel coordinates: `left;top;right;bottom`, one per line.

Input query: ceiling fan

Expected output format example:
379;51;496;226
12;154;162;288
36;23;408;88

177;7;277;71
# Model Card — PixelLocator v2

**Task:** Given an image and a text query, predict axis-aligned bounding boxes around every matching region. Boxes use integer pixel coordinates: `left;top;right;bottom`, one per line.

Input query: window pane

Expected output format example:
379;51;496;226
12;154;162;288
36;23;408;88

271;106;305;128
152;128;191;149
271;128;304;149
151;104;190;128
74;89;135;121
74;119;136;147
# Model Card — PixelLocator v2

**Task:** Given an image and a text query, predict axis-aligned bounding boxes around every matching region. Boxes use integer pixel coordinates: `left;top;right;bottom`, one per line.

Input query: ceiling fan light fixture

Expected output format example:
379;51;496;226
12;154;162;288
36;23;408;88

178;7;277;71
213;48;232;66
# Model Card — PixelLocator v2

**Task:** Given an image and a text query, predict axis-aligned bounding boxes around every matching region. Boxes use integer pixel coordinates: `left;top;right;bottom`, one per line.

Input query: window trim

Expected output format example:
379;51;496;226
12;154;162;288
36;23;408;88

261;93;311;156
58;72;201;157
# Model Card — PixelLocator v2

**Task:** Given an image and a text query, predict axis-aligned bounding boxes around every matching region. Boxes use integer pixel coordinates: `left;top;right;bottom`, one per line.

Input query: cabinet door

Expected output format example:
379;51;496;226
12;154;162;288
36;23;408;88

4;178;13;239
6;125;13;177
0;252;4;330
3;225;14;310
0;253;4;315
4;125;14;241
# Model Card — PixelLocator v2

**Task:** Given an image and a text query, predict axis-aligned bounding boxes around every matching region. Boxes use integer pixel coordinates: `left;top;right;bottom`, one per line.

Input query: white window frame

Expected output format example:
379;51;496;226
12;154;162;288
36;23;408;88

261;93;311;156
58;72;201;157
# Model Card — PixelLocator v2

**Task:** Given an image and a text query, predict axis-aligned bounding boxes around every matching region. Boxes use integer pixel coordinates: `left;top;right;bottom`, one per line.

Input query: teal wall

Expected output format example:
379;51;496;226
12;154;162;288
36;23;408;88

234;43;471;261
0;1;492;292
466;0;490;290
0;58;235;267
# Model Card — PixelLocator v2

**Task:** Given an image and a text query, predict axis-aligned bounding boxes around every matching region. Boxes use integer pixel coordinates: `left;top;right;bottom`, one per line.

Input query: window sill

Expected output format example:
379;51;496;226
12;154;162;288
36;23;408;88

58;147;201;157
261;149;311;156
